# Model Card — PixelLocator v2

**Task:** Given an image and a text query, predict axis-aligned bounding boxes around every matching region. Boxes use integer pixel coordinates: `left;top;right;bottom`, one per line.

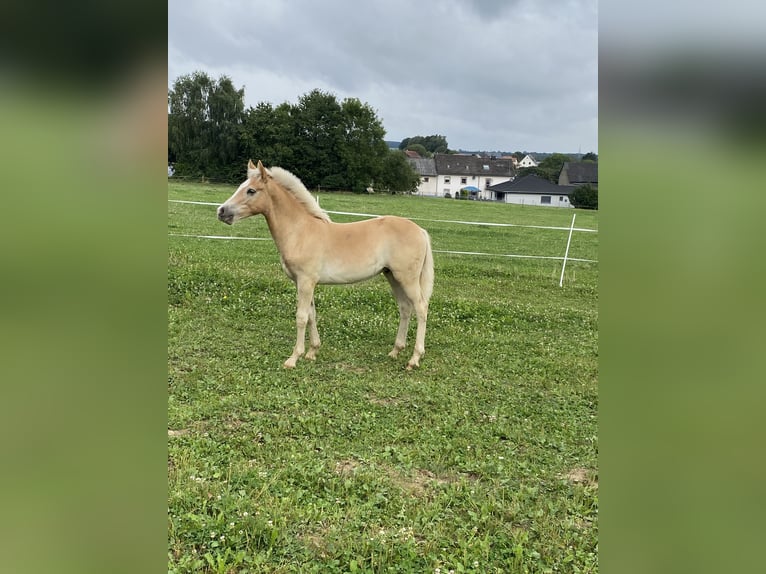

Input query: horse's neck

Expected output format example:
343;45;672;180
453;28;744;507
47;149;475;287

263;186;314;251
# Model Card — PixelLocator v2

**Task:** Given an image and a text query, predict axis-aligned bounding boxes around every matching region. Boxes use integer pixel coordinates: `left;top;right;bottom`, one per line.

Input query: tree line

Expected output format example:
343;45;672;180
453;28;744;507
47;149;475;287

168;71;420;192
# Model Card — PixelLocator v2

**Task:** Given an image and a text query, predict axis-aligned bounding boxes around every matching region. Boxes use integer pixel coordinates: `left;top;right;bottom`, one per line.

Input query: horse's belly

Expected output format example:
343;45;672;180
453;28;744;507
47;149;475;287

318;261;382;285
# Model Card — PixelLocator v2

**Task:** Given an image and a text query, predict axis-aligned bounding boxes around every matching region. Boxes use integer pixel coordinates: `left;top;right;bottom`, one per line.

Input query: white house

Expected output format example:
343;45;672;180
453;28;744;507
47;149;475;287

408;154;516;198
429;154;515;198
517;154;538;168
488;174;575;208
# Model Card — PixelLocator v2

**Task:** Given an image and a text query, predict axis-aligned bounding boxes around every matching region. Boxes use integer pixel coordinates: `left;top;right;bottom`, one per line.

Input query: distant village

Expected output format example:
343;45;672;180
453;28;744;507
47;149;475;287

389;142;598;209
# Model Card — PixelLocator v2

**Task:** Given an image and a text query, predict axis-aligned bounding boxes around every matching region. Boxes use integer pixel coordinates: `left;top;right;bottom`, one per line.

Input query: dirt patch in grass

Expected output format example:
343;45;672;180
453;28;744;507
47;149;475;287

367;395;400;406
563;467;598;487
334;459;362;476
385;467;459;498
334;362;369;374
301;526;332;559
167;428;190;437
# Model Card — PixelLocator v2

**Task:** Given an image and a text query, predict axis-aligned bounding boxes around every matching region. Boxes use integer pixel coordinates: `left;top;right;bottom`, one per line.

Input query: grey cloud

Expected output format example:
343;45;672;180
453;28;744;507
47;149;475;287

168;0;598;152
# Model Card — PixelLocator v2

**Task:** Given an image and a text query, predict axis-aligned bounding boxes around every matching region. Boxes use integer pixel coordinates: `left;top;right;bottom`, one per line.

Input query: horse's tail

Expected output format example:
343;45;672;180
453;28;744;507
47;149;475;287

420;228;434;304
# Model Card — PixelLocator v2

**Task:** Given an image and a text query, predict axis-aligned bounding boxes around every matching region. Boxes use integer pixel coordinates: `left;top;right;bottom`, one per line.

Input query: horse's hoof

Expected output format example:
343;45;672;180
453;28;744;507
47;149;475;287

283;360;297;369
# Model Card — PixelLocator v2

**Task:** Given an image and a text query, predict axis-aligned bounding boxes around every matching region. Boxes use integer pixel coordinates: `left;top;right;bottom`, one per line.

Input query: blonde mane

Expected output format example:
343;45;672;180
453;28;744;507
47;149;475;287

253;166;331;222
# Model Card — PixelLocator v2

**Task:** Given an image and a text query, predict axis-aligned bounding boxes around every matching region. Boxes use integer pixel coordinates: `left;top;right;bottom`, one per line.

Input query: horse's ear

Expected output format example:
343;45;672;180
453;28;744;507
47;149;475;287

247;159;257;171
257;160;270;180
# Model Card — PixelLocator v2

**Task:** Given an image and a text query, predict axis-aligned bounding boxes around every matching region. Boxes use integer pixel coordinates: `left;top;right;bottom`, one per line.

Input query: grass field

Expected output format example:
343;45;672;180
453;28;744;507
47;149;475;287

168;181;598;573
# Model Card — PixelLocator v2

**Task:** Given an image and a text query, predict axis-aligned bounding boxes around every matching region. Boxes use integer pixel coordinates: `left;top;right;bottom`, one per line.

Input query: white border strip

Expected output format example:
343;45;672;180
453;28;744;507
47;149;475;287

168;200;598;233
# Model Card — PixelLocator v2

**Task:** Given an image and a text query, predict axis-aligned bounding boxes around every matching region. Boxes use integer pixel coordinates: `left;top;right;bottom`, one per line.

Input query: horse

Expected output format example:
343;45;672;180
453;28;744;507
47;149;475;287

217;160;434;370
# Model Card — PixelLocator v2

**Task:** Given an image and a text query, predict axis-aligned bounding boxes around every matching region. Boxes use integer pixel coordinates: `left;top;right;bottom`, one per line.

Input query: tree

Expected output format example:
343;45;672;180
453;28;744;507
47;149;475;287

239;101;296;170
377;151;420;193
569;184;598;209
289;89;345;188
338;97;390;192
516;166;551;180
537;153;572;182
168;71;245;180
582;152;598;162
399;134;449;155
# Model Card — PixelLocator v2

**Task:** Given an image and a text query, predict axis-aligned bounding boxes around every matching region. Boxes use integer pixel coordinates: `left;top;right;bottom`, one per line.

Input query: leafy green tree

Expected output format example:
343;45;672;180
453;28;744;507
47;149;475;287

338;97;390;192
569;184;598;209
239;101;296;170
582;152;598;162
537;153;572;182
405;143;428;157
168;71;245;180
399;134;449;155
289;89;345;188
516;166;551;180
377;151;420;193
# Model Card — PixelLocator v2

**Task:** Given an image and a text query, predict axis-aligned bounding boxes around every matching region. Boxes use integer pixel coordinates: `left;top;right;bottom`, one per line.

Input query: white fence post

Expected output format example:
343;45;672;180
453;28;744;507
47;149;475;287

559;213;576;287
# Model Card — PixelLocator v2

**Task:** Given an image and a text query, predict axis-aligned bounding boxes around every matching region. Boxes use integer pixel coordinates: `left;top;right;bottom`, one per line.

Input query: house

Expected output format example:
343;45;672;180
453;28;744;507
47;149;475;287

502;155;519;168
404;149;422;159
558;161;598;187
488;174;576;208
426;153;515;198
517;154;538;168
407;157;438;196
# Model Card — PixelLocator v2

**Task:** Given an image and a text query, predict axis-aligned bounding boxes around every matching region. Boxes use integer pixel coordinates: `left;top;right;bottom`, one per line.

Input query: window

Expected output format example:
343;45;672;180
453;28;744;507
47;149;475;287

461;177;467;184
444;176;451;183
423;177;429;182
541;196;551;204
443;189;450;195
559;196;564;200
485;178;492;188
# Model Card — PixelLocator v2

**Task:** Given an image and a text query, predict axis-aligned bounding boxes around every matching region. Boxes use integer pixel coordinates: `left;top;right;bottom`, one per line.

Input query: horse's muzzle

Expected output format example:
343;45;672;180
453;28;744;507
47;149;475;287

217;206;234;225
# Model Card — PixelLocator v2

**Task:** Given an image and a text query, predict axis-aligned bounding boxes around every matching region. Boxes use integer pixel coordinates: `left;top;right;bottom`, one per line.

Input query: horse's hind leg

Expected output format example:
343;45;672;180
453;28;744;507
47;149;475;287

395;276;428;370
384;270;412;358
305;297;321;360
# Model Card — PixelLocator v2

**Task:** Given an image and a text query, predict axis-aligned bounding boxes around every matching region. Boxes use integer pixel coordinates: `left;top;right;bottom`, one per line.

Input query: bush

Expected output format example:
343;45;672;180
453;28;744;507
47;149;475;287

570;184;598;209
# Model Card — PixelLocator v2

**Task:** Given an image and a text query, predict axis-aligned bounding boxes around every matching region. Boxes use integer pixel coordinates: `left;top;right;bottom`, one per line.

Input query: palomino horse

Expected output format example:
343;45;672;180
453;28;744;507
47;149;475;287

217;160;434;370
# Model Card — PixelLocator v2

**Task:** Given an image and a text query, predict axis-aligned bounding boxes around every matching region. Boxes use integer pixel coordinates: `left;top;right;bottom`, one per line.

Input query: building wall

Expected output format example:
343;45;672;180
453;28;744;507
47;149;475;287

414;176;439;196
500;193;573;208
434;174;513;198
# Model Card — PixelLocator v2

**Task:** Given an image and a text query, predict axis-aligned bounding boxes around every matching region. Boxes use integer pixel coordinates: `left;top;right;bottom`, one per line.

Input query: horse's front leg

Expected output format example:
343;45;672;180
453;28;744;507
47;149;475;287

284;279;316;368
304;297;321;360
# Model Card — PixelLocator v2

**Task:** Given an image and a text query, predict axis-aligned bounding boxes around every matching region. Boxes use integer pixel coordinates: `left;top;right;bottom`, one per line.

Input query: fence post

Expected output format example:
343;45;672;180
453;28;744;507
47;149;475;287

559;213;576;287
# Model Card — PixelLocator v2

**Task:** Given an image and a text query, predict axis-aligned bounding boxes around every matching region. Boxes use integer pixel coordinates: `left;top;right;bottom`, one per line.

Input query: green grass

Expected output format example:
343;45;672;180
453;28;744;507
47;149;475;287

168;181;598;573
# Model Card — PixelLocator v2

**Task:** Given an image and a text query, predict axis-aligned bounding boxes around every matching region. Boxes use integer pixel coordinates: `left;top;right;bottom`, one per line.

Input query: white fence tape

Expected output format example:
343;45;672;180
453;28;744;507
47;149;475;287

168;199;598;267
168;200;598;233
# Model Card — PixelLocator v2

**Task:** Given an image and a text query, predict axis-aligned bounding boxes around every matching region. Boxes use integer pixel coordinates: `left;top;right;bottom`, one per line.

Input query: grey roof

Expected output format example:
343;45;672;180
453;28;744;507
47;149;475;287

560;161;598;184
489;174;576;195
434;153;516;177
407;157;437;176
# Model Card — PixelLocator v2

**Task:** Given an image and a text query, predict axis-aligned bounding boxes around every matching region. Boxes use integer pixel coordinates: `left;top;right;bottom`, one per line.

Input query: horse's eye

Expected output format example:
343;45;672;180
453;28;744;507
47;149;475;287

246;188;256;196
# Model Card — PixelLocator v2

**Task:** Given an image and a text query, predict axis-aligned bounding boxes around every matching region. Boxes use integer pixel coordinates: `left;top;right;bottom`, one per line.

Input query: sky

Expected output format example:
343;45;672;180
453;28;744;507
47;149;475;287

168;0;598;154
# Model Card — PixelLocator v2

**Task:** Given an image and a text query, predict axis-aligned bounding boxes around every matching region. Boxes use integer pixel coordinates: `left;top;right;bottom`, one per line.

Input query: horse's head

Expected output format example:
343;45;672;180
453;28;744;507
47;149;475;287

217;160;273;225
